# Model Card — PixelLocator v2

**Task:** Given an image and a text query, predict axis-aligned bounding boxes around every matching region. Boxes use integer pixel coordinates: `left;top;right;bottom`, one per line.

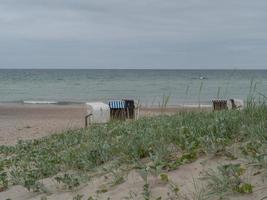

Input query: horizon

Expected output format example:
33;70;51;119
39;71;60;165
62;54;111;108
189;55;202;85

0;67;267;70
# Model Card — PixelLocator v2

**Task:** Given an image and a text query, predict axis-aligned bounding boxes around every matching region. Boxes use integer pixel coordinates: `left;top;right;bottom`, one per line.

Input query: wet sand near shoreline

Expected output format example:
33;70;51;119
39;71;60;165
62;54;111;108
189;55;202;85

0;103;212;146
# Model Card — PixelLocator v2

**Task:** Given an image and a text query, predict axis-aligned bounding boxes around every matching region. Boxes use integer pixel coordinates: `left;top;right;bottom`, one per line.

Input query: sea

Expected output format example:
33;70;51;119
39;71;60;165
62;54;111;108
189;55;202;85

0;69;266;106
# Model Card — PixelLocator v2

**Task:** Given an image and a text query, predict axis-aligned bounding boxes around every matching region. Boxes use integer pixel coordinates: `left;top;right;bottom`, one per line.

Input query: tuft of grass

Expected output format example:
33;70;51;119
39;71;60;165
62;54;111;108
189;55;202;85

96;186;108;194
73;194;84;200
108;168;125;186
198;81;204;108
202;163;253;199
234;183;253;194
142;183;150;200
0;171;8;191
159;173;169;183
54;173;88;190
159;94;171;112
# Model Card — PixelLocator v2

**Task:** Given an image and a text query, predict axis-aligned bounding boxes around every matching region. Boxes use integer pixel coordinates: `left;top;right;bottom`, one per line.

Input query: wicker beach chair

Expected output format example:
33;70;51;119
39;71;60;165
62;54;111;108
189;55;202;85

212;99;228;111
108;100;127;120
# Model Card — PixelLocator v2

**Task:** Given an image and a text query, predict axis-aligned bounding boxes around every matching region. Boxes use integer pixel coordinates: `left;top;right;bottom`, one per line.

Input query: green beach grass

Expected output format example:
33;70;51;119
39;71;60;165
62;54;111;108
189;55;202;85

0;103;267;199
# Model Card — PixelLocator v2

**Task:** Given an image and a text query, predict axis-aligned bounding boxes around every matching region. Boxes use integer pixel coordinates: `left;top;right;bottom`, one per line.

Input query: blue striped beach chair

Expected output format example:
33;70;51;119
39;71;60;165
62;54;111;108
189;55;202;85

108;100;126;120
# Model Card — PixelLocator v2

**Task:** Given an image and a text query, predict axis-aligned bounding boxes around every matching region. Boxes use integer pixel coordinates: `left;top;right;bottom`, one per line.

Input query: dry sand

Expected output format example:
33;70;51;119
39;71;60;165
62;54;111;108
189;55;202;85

0;103;86;145
0;103;212;146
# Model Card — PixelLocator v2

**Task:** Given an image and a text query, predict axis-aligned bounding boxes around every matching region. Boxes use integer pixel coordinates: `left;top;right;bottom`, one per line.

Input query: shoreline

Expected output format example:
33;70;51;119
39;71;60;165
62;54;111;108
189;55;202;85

0;101;213;107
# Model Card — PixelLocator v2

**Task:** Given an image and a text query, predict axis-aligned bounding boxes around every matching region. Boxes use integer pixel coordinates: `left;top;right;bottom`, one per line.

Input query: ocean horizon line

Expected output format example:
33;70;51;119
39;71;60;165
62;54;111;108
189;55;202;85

0;68;267;71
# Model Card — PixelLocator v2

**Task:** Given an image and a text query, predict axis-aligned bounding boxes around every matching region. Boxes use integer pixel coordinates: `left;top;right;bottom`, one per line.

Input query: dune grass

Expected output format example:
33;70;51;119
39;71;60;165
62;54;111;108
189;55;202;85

0;104;266;196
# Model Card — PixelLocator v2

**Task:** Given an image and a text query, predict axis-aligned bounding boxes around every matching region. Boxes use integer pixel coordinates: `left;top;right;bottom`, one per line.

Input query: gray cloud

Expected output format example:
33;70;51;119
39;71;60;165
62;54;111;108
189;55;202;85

0;0;267;68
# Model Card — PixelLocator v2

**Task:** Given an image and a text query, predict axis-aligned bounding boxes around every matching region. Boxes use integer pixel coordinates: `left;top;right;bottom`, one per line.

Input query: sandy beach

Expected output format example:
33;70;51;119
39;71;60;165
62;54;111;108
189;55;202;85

0;103;86;145
0;103;212;146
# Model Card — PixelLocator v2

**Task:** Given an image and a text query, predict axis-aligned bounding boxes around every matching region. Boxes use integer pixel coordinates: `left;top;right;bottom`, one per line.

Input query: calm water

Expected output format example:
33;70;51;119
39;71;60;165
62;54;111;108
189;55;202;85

0;69;266;106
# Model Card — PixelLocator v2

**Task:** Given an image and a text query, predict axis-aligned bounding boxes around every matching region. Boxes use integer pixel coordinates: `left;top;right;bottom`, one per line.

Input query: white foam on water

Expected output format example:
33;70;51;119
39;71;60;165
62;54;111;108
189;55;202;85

23;101;58;104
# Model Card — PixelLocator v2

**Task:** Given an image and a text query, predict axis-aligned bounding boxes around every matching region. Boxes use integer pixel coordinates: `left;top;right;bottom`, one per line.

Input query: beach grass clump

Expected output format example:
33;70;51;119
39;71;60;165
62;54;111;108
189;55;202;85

0;166;8;191
0;105;266;193
202;163;253;199
54;173;88;190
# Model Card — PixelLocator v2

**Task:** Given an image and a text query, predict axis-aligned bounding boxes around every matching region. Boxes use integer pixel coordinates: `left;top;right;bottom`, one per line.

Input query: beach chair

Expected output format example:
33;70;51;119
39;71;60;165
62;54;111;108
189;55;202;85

212;99;228;111
85;102;110;127
108;100;127;120
229;99;244;110
123;99;135;119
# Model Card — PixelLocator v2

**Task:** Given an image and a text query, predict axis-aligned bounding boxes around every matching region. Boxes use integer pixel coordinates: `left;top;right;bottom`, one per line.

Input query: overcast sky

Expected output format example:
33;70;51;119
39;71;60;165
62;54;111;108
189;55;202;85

0;0;267;69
